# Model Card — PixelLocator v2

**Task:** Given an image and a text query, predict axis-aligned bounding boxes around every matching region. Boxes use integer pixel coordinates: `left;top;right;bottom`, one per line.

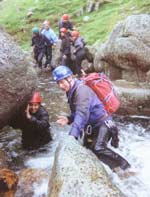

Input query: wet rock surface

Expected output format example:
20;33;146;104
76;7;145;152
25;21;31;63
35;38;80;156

0;168;18;197
114;80;150;116
0;26;37;129
16;168;48;197
48;135;124;197
94;14;150;82
92;14;150;115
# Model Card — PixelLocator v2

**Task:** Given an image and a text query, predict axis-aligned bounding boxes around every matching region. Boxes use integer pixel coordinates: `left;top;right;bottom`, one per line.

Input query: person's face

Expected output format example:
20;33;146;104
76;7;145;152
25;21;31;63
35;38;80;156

44;24;49;30
60;32;65;37
71;36;76;42
58;79;71;92
63;19;68;23
29;103;40;114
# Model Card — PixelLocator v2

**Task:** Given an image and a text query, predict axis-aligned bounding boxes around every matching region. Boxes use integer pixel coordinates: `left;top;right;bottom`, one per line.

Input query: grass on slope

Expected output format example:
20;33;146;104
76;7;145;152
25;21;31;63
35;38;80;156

0;0;150;50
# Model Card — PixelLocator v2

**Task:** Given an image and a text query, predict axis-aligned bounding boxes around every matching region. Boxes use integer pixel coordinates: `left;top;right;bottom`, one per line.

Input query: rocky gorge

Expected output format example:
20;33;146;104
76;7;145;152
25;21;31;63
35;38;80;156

0;13;150;197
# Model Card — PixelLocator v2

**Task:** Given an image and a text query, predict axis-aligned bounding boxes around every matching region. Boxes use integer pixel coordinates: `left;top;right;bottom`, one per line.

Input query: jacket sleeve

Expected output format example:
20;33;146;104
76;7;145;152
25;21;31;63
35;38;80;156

28;109;50;130
50;30;58;44
74;38;85;53
31;37;34;46
43;35;52;46
69;85;91;138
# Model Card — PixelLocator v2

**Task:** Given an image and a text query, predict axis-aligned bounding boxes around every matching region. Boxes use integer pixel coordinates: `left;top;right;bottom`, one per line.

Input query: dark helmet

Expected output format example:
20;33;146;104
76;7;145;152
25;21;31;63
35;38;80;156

32;27;39;34
52;65;73;82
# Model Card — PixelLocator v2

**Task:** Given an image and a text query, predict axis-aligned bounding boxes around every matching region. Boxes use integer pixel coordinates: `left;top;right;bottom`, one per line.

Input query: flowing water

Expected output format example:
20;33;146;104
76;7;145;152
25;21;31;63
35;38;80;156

0;71;150;197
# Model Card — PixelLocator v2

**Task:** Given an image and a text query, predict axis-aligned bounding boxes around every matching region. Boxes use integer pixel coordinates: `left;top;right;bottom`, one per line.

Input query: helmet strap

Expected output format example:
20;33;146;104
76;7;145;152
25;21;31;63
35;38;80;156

65;76;73;89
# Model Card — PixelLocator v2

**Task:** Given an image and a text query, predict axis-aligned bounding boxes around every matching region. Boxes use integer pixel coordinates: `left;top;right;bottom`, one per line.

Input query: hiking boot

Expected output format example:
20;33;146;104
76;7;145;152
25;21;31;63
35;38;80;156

44;64;48;68
33;63;38;67
113;167;137;180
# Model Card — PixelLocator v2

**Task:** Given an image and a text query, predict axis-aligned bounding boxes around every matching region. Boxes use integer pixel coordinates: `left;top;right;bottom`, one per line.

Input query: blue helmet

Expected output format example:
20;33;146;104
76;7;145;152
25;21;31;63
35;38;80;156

52;65;73;82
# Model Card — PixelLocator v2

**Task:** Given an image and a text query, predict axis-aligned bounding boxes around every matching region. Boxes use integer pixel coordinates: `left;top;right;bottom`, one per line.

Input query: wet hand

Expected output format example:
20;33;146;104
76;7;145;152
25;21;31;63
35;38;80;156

63;55;67;59
56;116;69;126
25;104;31;119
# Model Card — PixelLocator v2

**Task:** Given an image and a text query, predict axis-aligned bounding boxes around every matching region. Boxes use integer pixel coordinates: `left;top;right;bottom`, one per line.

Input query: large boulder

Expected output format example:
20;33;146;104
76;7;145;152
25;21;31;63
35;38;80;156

0;26;37;129
94;14;150;82
114;80;150;116
48;135;124;197
93;14;150;115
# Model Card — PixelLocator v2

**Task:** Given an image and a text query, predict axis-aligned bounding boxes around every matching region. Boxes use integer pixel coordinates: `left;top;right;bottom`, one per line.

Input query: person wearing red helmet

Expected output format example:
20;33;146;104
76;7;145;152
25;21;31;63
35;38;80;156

71;30;86;75
9;92;52;150
59;27;72;71
58;14;74;38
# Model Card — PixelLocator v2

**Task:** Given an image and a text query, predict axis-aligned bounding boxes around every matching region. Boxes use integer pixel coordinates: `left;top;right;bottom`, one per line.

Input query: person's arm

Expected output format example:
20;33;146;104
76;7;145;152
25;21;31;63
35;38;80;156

69;85;91;138
26;107;50;130
74;38;84;53
50;29;58;44
31;37;34;46
43;35;52;47
69;21;74;31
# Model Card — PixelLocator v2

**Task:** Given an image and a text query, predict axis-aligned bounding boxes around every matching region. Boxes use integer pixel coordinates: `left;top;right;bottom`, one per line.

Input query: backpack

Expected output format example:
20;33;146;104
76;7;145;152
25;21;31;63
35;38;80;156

81;73;120;114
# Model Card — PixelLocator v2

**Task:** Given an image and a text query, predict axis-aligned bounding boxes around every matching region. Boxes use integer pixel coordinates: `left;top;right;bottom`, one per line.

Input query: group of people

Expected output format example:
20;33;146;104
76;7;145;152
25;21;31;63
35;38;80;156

9;14;136;178
31;14;91;75
9;67;134;178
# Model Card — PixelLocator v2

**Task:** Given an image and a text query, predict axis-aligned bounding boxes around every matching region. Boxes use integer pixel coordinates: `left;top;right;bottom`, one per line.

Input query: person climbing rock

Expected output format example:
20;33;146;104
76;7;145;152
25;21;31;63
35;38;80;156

52;65;134;176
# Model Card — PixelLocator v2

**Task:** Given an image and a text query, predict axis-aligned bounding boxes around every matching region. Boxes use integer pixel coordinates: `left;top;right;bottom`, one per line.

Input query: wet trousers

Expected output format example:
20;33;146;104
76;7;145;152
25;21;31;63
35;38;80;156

45;45;52;67
75;48;86;75
60;54;72;68
84;123;130;170
34;48;45;68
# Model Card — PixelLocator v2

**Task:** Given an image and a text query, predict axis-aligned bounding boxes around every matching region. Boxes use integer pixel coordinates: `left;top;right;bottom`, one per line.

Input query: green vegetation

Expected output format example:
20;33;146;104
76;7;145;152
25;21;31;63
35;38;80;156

0;0;150;50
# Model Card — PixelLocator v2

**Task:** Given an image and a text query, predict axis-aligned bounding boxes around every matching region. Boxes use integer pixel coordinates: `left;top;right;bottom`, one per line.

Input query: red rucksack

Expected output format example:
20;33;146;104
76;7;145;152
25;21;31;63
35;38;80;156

81;73;120;114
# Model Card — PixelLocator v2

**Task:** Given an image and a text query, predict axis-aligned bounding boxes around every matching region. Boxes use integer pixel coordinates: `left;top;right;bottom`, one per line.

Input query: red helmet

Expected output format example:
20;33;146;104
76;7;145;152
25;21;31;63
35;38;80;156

60;27;67;33
30;92;42;103
62;14;69;21
71;30;79;37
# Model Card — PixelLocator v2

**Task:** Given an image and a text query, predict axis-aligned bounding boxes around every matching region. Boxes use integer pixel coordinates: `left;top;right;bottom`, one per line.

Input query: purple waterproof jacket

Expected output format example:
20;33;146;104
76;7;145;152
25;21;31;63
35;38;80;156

67;79;111;138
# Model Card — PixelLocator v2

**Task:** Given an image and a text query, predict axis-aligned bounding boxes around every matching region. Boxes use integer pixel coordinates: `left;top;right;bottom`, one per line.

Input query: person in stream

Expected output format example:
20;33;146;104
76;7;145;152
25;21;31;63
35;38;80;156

59;27;72;70
52;65;135;177
9;92;52;150
71;30;87;76
41;20;58;69
58;14;74;38
31;27;51;69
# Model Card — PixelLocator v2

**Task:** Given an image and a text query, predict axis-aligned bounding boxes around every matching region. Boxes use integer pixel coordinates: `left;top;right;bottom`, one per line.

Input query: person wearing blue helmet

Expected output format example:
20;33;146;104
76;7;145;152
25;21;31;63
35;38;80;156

52;65;134;177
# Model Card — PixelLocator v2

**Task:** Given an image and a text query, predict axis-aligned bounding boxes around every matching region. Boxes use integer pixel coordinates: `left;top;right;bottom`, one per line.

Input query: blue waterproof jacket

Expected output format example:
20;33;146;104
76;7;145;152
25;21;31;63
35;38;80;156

41;28;58;45
67;79;111;138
